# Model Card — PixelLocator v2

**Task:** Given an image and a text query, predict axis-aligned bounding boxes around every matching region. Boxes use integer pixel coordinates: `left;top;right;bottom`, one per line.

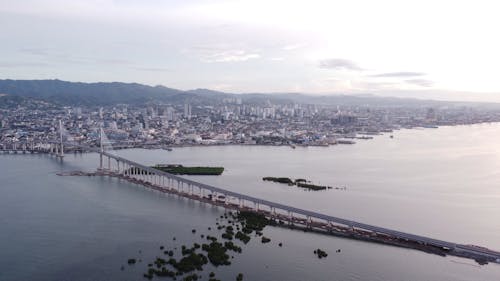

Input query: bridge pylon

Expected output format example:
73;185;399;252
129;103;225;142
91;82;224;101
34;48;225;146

99;127;104;170
56;120;64;158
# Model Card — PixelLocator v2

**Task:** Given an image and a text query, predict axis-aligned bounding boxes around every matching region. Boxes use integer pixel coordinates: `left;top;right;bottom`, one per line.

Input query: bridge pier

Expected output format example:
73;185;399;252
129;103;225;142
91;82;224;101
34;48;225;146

306;215;312;228
57;120;64;159
99;152;103;170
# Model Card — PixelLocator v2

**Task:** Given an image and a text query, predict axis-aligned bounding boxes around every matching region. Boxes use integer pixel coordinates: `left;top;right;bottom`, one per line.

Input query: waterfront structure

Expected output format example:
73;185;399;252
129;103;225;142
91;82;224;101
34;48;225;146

94;148;500;265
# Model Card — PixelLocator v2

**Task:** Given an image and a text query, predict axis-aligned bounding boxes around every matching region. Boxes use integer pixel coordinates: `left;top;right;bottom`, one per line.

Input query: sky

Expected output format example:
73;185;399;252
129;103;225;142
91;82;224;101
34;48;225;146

1;0;500;102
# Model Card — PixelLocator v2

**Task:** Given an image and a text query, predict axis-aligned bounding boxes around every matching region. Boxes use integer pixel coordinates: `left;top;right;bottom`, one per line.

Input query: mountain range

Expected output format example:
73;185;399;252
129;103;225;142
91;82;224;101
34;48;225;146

0;79;493;108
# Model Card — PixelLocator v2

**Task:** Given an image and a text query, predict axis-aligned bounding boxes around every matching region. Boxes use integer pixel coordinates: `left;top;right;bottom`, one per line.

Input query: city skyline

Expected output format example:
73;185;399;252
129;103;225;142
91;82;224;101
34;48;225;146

1;0;500;102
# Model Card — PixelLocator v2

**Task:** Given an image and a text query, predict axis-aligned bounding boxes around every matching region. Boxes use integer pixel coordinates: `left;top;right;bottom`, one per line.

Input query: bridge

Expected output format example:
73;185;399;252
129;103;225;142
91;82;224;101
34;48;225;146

0;121;71;157
2;124;500;264
97;149;500;264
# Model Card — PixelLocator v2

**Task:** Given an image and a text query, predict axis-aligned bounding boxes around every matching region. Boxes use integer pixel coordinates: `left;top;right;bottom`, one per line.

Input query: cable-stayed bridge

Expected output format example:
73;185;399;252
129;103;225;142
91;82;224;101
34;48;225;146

2;122;500;265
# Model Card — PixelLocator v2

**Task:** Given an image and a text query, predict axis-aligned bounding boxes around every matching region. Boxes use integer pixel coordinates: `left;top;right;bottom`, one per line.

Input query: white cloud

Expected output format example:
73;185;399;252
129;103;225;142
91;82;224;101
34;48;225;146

405;79;434;87
319;59;363;71
369;72;426;78
185;45;260;63
282;43;306;51
203;50;260;63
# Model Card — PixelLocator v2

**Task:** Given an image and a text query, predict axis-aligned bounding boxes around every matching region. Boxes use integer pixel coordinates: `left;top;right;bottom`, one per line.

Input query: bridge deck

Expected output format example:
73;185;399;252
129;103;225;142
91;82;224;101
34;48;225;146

26;141;499;261
102;151;477;252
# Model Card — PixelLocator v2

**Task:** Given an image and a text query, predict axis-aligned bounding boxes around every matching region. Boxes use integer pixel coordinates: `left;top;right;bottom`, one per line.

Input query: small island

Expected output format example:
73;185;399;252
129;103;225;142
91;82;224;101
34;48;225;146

152;164;224;175
262;177;294;185
314;248;328;259
262;177;332;191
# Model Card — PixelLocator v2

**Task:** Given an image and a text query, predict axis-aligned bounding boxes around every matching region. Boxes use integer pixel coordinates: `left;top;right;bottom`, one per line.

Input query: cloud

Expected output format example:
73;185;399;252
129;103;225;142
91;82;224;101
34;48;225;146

405;79;434;87
369;71;426;78
186;45;260;63
282;43;306;51
204;50;260;63
319;58;362;71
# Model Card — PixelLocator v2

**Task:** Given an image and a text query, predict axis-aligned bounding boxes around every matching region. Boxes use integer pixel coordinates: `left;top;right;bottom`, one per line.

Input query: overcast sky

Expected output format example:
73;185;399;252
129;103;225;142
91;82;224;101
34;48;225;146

1;0;499;101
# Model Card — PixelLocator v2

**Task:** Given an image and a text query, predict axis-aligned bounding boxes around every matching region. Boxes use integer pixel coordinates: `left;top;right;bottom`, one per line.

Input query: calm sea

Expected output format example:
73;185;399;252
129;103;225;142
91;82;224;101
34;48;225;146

1;123;500;281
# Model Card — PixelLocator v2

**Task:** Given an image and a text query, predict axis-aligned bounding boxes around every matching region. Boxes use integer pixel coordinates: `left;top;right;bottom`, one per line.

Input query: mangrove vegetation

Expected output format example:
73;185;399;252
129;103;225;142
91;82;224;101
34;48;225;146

124;209;333;280
262;176;333;191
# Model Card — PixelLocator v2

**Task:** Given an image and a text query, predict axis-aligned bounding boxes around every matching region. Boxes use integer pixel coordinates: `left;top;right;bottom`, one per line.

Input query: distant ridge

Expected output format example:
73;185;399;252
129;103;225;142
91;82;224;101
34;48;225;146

0;79;188;106
0;79;493;107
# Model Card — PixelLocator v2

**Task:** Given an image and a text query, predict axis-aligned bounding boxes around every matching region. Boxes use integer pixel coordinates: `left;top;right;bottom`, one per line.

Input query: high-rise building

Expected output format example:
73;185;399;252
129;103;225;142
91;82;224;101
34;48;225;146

165;107;176;121
184;103;192;120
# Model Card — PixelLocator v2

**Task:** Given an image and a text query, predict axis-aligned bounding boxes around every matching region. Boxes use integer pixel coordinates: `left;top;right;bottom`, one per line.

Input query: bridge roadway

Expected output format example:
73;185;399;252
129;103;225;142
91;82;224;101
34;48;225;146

99;151;500;261
44;141;500;261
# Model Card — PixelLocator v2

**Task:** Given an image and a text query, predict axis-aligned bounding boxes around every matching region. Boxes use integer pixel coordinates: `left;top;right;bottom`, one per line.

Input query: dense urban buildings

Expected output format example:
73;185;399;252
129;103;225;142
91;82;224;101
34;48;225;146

2;97;500;150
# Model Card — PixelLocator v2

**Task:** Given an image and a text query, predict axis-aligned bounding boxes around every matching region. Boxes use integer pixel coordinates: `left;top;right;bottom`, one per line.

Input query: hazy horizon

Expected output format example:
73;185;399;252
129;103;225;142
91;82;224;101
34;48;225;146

1;0;500;102
4;77;500;104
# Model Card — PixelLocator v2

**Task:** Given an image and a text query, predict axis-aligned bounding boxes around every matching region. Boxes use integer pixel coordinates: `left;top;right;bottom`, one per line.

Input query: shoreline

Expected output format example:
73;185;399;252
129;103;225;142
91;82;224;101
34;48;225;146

4;121;500;154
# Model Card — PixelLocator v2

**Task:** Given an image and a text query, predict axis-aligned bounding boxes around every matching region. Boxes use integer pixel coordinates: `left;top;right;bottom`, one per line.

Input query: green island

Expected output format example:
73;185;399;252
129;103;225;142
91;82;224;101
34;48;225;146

262;177;332;191
152;164;224;175
262;177;294;185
